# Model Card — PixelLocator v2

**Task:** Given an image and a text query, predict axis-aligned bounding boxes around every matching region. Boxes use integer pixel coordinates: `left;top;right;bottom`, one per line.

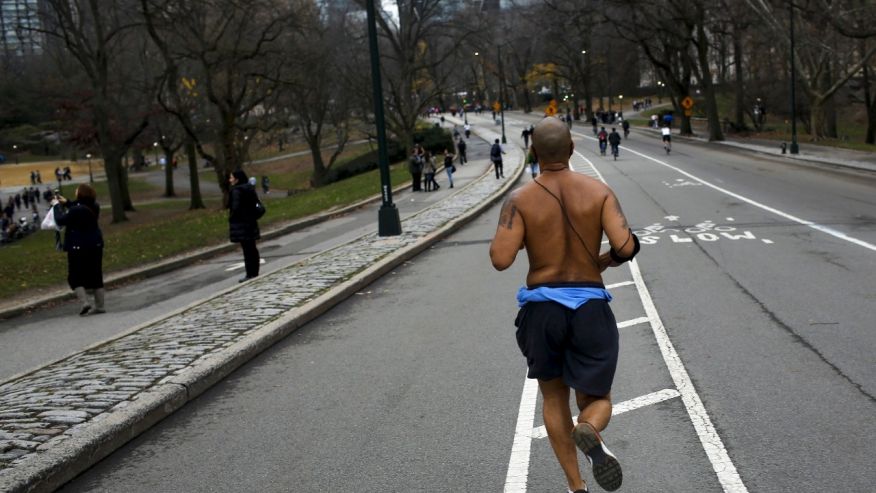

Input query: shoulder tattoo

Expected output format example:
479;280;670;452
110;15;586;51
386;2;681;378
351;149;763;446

498;198;517;230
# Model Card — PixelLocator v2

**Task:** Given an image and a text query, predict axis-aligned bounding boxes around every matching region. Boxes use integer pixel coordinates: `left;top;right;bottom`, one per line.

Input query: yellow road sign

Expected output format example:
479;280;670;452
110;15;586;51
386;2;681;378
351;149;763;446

545;105;557;116
681;96;694;109
493;101;501;113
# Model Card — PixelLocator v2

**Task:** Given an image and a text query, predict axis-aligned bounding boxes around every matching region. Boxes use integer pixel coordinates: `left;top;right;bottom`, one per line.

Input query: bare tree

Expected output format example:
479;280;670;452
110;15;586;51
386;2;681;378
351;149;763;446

282;3;355;186
747;0;876;139
354;0;483;153
35;0;155;222
141;0;301;204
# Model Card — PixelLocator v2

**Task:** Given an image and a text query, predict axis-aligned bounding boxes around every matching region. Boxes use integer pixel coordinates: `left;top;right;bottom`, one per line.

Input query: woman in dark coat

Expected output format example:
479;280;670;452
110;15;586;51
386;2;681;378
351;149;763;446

53;184;105;315
228;169;261;282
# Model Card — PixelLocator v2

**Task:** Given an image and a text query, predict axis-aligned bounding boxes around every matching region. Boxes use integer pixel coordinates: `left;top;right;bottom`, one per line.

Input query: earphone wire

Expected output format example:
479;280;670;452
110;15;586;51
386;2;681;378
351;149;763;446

533;178;601;268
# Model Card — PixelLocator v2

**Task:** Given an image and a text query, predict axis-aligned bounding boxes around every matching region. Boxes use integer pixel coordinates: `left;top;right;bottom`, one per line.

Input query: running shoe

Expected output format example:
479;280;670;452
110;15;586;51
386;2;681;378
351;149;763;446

572;422;622;491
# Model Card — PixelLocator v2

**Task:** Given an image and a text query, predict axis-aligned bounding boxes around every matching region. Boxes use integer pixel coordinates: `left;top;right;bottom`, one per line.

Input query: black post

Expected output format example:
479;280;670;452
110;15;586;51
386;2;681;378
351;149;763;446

497;45;507;144
366;0;401;236
789;1;799;154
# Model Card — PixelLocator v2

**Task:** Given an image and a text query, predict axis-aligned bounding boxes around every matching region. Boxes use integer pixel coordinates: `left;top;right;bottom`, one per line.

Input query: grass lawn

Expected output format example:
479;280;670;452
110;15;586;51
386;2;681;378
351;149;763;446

0;163;410;300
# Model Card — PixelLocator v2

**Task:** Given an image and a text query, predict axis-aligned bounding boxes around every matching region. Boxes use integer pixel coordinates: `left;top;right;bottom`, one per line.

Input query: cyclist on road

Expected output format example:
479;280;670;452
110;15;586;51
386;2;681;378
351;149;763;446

661;125;672;154
608;128;621;160
597;127;608;156
621;120;630;139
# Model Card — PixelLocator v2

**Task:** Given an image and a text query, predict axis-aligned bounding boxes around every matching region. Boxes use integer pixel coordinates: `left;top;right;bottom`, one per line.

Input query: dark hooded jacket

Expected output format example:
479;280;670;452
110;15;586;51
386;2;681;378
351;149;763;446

228;182;260;243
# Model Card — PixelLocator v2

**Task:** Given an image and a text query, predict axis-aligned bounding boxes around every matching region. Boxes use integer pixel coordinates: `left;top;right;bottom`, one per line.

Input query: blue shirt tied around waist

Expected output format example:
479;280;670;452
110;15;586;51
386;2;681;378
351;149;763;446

517;282;612;310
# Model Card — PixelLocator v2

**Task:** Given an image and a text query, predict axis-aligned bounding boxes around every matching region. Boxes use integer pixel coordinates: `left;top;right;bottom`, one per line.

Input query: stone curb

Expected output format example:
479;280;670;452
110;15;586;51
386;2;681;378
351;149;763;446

0;125;524;493
633;125;876;174
0;179;413;321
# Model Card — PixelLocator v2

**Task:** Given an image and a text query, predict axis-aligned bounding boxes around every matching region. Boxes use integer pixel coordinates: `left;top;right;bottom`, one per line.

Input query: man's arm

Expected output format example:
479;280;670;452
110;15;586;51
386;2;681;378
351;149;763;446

490;192;525;270
600;189;639;268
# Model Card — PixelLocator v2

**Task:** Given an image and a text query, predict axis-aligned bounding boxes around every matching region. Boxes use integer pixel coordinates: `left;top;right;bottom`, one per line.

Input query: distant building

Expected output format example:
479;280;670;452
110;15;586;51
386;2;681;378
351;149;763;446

0;0;42;58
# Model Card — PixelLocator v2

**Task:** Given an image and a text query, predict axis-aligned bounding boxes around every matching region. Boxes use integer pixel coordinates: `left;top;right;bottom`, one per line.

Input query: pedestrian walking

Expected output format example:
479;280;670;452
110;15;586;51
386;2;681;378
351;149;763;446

228;169;262;282
489;117;639;493
490;139;505;179
36;170;42;184
443;148;456;188
464;123;471;139
527;148;539;179
456;138;467;165
261;175;271;194
522;127;531;148
52;184;106;316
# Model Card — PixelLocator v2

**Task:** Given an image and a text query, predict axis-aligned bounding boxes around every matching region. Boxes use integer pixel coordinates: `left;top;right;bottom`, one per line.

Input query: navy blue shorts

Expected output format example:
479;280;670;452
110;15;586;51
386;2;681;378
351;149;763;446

514;286;619;396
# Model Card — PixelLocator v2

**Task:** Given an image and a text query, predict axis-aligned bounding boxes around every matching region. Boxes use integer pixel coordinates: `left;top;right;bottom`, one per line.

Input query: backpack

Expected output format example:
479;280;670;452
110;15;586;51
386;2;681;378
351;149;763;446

491;144;501;158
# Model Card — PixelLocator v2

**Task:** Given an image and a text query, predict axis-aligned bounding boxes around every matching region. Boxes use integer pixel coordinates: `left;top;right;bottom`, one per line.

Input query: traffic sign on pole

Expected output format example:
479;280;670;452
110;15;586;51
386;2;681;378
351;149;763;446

681;96;694;110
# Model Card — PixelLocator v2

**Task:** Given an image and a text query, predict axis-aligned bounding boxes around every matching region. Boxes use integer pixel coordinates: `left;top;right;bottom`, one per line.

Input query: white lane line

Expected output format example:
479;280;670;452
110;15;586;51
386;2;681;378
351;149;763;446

617;316;650;328
225;258;267;272
572;130;876;253
630;260;748;492
504;375;539;493
575;148;749;492
612;388;682;415
606;281;635;289
530;389;683;440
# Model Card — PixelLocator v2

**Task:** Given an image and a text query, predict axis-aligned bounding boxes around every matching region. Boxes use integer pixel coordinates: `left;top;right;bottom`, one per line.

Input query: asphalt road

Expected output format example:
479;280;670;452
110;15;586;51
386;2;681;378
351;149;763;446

50;113;876;492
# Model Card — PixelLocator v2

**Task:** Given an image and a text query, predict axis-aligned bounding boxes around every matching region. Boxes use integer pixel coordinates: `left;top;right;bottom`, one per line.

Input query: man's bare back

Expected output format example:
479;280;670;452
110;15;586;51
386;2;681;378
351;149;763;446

490;118;636;285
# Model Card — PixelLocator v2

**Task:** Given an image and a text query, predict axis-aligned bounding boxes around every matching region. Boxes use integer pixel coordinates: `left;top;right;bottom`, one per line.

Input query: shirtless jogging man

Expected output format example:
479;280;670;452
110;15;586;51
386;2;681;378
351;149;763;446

490;117;640;493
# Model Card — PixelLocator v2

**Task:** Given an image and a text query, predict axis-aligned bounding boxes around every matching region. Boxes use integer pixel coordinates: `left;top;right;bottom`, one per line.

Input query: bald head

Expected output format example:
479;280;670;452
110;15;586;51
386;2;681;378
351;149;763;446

531;117;573;166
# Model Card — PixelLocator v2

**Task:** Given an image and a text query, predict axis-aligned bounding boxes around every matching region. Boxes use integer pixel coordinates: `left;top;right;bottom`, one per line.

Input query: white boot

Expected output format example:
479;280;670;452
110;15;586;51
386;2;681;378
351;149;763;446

92;288;106;314
74;287;91;316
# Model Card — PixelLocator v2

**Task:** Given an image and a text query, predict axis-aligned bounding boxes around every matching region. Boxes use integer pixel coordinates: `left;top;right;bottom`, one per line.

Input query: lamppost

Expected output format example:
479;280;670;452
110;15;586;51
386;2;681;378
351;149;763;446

657;81;664;103
497;45;507;144
618;94;624;114
152;141;159;167
12;144;18;164
86;153;93;183
365;0;401;236
788;1;799;154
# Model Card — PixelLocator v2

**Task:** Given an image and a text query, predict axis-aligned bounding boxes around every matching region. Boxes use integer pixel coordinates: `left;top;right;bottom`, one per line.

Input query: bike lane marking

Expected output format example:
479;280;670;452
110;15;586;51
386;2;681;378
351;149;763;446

572;130;876;253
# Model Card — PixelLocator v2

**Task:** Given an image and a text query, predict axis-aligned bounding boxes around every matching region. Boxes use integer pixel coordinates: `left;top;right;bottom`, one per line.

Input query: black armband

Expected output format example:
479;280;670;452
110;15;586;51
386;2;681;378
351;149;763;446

609;232;640;264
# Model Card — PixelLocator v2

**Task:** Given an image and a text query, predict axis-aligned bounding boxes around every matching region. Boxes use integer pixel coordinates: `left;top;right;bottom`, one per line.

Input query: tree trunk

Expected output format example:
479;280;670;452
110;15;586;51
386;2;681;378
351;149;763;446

521;86;532;113
810;97;826;140
186;138;205;209
103;151;128;223
218;122;239;206
309;140;330;187
120;164;134;212
695;8;724;142
864;62;876;144
733;26;746;129
163;148;175;197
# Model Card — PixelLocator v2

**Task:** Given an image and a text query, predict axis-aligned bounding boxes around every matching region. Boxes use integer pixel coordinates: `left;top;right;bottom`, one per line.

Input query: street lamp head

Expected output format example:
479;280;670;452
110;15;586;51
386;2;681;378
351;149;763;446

581;50;586;54
86;153;91;159
474;51;479;56
619;95;623;99
153;142;158;147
